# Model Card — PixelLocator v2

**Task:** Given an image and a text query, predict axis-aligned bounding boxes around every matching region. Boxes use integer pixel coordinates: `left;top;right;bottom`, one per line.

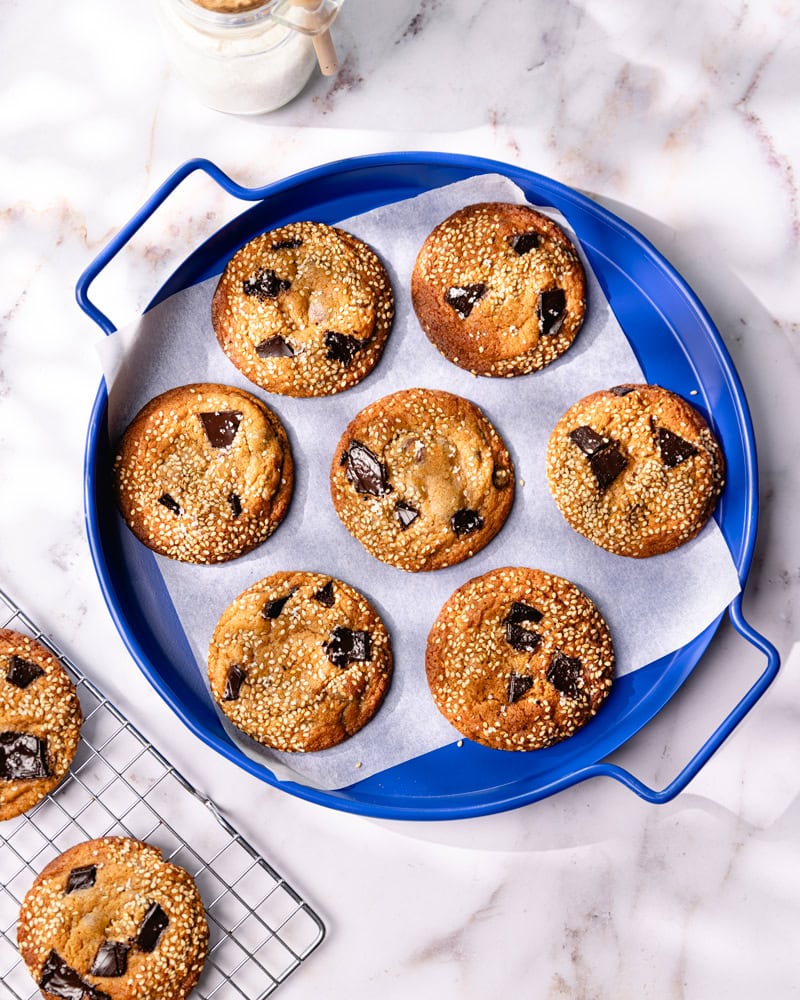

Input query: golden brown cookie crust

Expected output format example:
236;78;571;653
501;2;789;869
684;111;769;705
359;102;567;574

208;572;392;752
17;836;208;1000
211;222;395;397
411;202;586;377
0;629;82;821
329;388;515;572
113;383;294;564
426;567;614;751
546;384;725;557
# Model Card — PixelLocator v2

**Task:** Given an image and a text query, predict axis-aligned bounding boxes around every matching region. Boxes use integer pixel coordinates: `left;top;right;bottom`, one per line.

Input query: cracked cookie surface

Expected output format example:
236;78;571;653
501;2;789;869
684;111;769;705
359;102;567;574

0;629;82;821
17;836;208;1000
208;572;392;752
329;388;515;572
411;202;586;377
546;383;725;557
426;567;614;751
211;221;394;397
113;383;293;564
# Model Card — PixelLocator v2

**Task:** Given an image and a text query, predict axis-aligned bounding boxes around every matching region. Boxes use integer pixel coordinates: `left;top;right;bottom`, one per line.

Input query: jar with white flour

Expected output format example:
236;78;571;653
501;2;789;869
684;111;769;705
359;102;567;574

155;0;343;115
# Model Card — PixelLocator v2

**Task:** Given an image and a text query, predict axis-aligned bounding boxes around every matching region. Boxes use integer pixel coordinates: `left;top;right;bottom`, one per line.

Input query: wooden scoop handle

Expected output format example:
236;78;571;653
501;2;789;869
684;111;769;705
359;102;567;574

289;0;339;75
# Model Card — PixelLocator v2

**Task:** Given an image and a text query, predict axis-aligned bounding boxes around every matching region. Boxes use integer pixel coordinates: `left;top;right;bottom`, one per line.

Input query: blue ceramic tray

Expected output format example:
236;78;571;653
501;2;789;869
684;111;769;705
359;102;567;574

76;153;779;820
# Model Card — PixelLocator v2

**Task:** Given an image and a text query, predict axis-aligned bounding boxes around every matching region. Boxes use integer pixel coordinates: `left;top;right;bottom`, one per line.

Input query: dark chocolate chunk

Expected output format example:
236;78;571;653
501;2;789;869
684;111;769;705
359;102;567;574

344;441;391;496
509;232;540;255
227;492;242;518
324;331;362;366
157;493;181;516
271;238;303;250
568;425;610;457
569;424;627;490
65;864;96;894
611;385;634;396
657;426;698;468
243;267;291;300
255;335;295;359
323;627;372;669
137;901;170;952
445;283;486;319
589;444;628;491
38;951;94;1000
90;940;129;978
505;622;542;653
394;500;419;530
546;649;582;698
199;410;242;449
312;580;336;607
223;663;246;702
0;731;49;780
502;602;544;626
450;509;484;537
262;590;296;619
6;655;44;689
507;672;534;704
538;287;566;335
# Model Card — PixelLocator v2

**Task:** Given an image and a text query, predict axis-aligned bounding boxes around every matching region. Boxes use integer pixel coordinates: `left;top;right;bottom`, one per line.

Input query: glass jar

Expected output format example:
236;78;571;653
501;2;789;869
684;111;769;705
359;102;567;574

155;0;343;115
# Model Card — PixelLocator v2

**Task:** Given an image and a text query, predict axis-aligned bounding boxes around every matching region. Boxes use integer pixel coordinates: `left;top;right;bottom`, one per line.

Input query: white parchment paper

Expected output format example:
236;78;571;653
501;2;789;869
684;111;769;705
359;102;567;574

97;174;741;789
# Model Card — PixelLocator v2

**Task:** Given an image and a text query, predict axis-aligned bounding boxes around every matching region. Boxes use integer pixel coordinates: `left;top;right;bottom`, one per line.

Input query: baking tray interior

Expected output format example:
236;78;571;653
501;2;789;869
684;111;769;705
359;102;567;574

81;153;758;819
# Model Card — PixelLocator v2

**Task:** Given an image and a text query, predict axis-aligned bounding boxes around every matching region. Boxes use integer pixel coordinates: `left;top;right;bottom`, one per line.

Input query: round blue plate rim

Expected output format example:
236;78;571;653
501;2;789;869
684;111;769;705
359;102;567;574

82;151;756;820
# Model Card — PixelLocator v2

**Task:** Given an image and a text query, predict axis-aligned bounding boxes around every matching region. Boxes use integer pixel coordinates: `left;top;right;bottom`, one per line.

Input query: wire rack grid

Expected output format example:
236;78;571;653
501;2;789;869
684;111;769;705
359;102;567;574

0;586;326;1000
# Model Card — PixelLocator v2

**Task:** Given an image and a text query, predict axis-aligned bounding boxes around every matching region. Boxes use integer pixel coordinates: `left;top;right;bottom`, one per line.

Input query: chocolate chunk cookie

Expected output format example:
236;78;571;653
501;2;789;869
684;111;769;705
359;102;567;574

211;221;395;397
329;388;515;572
114;383;293;564
426;567;614;751
0;629;82;821
411;202;586;377
208;572;392;752
17;836;208;1000
546;384;725;557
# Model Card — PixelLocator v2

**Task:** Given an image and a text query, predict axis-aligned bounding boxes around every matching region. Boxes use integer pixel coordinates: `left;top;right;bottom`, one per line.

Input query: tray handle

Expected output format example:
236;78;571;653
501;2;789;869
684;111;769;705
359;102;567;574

75;158;265;335
579;594;779;803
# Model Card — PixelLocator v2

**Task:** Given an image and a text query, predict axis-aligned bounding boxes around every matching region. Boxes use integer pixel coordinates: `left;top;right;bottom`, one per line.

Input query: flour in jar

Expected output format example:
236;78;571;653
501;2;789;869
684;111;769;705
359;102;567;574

155;0;319;115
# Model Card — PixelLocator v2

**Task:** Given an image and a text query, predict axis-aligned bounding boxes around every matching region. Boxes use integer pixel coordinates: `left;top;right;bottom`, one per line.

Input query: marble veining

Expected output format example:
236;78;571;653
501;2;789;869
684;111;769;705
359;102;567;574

0;0;799;997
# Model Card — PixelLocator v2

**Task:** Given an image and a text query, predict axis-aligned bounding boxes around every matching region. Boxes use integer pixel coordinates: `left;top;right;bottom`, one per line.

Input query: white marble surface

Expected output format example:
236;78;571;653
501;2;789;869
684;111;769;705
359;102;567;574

1;0;799;996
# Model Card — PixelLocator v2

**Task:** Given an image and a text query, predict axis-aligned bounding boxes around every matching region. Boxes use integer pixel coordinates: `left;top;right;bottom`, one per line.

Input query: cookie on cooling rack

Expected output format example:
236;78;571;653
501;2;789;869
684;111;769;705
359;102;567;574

0;629;82;821
17;836;208;1000
546;383;725;557
426;567;614;751
113;382;294;564
329;388;515;572
208;572;392;752
411;202;586;377
211;221;395;397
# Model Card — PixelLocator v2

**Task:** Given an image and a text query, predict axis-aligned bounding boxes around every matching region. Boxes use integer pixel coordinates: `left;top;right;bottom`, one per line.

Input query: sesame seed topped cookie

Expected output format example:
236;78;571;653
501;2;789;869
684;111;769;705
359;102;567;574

113;383;293;564
0;629;82;821
211;221;395;397
411;202;586;377
426;567;614;751
17;836;208;1000
329;388;515;572
546;384;725;557
208;572;392;752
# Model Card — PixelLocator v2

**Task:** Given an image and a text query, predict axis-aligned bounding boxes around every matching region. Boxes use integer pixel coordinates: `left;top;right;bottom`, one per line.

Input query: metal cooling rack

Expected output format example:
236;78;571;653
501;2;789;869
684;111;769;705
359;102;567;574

0;586;325;1000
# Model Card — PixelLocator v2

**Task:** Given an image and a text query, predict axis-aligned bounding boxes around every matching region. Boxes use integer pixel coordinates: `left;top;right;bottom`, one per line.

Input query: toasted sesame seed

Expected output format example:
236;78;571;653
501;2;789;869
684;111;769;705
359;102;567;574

425;567;614;751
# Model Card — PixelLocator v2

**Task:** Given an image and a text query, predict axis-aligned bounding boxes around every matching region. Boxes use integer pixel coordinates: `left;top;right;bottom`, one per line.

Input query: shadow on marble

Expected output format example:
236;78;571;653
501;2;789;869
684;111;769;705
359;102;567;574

254;0;612;132
377;638;798;852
